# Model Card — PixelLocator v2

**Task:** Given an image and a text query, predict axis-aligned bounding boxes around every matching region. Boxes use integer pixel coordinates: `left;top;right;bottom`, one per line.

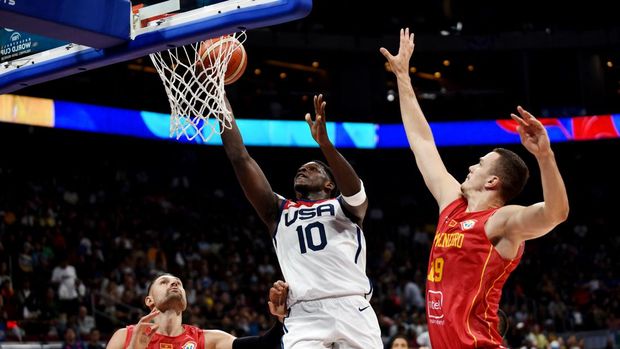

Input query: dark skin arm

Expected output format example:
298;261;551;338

306;94;368;223
220;97;282;232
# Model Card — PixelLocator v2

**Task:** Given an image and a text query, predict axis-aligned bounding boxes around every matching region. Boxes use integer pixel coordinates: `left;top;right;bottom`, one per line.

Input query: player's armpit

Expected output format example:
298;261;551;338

338;196;368;226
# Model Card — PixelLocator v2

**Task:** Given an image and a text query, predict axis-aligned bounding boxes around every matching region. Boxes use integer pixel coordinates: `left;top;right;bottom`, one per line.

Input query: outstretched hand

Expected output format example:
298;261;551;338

380;28;415;76
510;106;552;157
268;280;289;323
305;94;331;147
127;308;160;349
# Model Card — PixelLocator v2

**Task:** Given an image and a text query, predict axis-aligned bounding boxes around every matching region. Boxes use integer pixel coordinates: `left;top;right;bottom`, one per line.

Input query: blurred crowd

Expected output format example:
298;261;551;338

0;131;618;349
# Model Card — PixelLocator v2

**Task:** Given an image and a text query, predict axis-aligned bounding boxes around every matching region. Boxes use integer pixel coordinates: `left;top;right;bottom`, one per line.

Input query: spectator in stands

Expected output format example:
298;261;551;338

51;255;81;316
401;278;424;312
386;334;410;348
17;278;42;336
18;242;34;274
0;278;16;318
526;324;549;349
416;330;432;349
565;334;584;349
86;328;106;349
77;306;96;338
62;328;86;349
0;261;11;286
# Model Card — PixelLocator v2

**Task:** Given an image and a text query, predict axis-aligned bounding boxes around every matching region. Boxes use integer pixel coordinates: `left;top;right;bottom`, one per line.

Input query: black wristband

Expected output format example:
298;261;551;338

232;321;284;349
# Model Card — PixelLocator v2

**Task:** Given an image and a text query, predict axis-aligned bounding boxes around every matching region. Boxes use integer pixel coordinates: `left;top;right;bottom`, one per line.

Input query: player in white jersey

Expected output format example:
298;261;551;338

221;94;382;348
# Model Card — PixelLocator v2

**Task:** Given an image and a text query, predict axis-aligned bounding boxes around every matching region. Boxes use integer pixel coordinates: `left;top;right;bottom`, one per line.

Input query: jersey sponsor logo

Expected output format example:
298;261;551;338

284;203;335;226
460;219;477;230
448;219;458;227
433;232;464;248
427;290;445;324
182;341;197;349
160;344;173;349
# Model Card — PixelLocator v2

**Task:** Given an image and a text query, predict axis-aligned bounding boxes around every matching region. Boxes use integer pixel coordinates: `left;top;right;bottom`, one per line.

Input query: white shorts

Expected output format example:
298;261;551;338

282;295;383;349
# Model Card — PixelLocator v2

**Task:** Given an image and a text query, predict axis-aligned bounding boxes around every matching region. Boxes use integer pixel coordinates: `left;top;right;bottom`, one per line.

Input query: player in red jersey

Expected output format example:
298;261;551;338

106;274;288;349
381;29;569;348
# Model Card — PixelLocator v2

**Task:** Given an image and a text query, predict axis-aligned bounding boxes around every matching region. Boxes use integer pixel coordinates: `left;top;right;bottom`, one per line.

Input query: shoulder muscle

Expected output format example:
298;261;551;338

106;328;128;349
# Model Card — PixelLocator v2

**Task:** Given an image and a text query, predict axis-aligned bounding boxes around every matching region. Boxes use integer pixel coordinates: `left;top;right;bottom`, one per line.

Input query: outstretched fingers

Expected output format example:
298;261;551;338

382;28;415;65
510;112;527;126
509;107;530;137
511;105;534;126
305;96;319;134
518;106;545;130
517;105;535;120
313;95;319;111
379;47;393;60
304;112;313;127
314;94;324;113
381;28;410;60
318;101;327;122
401;28;408;39
312;94;326;123
513;105;545;132
400;27;414;47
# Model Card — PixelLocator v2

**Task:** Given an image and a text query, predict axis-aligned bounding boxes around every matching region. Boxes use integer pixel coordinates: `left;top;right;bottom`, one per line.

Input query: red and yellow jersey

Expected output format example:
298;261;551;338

123;325;205;349
426;198;523;349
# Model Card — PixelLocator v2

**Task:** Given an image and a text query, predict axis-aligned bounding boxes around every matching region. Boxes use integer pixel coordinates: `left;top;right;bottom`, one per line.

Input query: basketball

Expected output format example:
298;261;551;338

198;36;247;85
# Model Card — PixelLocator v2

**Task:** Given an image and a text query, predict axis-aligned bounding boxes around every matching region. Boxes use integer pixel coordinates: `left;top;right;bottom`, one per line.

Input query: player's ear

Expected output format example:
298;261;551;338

485;175;500;190
324;180;335;192
145;295;154;308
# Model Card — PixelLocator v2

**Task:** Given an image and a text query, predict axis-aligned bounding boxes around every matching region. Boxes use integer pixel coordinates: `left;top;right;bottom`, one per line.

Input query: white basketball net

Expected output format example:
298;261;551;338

149;31;246;142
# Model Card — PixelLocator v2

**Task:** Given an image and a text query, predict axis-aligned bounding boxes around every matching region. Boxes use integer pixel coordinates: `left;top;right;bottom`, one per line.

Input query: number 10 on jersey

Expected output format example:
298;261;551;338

296;222;327;254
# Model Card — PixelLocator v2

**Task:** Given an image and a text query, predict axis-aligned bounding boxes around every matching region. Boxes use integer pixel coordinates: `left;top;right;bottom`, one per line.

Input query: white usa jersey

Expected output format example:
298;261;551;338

273;196;372;305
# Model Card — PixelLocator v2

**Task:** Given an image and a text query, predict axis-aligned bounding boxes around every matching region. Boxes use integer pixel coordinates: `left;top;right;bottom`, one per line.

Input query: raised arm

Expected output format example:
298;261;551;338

491;106;569;243
305;94;368;222
380;28;461;210
220;97;281;232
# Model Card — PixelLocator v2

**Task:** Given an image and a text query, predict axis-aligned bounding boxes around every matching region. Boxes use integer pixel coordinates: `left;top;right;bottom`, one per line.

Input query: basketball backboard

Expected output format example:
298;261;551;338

0;0;312;94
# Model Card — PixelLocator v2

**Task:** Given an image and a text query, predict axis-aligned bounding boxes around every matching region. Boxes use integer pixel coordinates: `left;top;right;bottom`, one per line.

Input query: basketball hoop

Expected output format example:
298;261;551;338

149;30;247;142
